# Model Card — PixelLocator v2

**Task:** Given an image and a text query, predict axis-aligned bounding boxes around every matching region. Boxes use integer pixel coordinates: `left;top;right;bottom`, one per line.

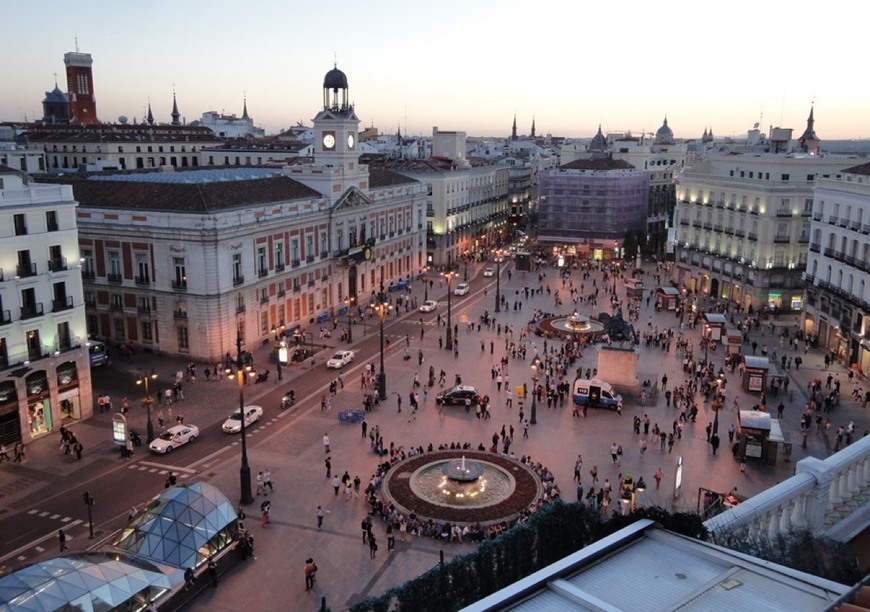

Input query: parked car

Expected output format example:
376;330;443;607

454;282;470;296
483;267;495;277
221;405;263;433
419;300;438;312
435;385;480;406
149;424;199;454
326;350;355;369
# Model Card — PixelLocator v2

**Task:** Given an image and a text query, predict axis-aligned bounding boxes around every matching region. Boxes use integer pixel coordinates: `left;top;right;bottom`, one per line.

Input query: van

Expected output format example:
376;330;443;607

572;378;622;409
88;341;109;367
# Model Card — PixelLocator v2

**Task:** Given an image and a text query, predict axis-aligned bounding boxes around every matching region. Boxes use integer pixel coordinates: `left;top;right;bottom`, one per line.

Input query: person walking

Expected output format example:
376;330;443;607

332;475;341;496
304;558;318;591
654;467;663;490
58;529;67;552
207;558;218;588
323;434;330;453
325;457;332;479
263;469;274;493
369;535;378;559
316;505;327;530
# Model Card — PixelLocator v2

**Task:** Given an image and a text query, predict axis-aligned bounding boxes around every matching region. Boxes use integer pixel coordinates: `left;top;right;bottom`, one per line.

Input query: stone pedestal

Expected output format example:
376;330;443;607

596;346;641;397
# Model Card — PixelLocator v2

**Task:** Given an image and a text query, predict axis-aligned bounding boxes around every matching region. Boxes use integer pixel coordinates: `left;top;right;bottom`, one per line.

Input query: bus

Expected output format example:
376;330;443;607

88;341;110;367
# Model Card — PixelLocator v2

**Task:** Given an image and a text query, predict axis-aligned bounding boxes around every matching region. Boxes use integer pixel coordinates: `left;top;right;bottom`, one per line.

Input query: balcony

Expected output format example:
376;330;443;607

260;294;269;304
679;218;690;226
713;224;723;232
828;215;837;224
812;213;823;222
17;263;37;278
174;310;188;319
0;310;10;325
863;224;870;235
258;267;268;278
808;242;820;253
292;284;301;293
275;262;285;272
702;222;713;230
838;218;849;228
747;233;758;241
81;269;95;280
775;209;792;217
20;303;44;320
291;259;301;268
137;305;152;315
233;275;245;286
107;273;123;283
109;302;124;312
320;252;329;260
773;235;790;243
734;229;745;238
823;247;836;258
134;275;151;286
52;296;74;312
235;304;246;314
850;221;861;231
307;279;316;287
171;279;187;291
306;255;315;263
749;209;759;216
277;288;286;298
798;234;810;243
48;257;68;272
84;295;96;307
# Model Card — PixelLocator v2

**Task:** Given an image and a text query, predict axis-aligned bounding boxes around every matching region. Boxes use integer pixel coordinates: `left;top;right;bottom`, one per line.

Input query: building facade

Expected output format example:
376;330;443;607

64;51;98;125
672;148;859;313
537;158;649;259
804;162;870;373
0;167;92;445
38;66;426;363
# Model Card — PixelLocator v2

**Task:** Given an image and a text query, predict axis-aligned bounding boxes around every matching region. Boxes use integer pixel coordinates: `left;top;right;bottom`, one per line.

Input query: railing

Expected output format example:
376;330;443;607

828;215;838;224
174;310;188;319
803;273;815;284
306;255;315;263
81;269;95;280
17;262;37;277
260;295;269;304
679;218;690;226
109;302;124;311
850;221;861;231
747;233;758;241
107;273;123;283
863;224;870;234
20;303;44;319
48;257;68;272
172;280;187;291
798;235;810;243
705;435;870;542
812;213;823;221
235;304;246;314
138;305;152;314
838;218;849;228
233;275;245;286
320;252;329;260
824;247;836;257
776;209;792;217
135;275;151;286
52;296;74;312
277;288;286;298
291;259;301;268
275;262;286;272
258;268;268;278
735;229;745;238
773;235;790;243
0;310;10;325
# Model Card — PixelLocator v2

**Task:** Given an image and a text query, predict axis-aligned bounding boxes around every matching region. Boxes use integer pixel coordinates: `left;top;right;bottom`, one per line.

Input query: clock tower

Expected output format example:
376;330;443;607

309;64;367;196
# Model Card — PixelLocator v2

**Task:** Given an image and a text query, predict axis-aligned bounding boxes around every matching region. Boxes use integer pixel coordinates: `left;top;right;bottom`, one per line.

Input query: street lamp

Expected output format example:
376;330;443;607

371;291;391;401
620;474;647;513
495;250;502;313
530;358;540;425
423;266;430;302
464;253;469;281
442;270;457;350
226;332;254;505
345;297;354;343
136;370;157;443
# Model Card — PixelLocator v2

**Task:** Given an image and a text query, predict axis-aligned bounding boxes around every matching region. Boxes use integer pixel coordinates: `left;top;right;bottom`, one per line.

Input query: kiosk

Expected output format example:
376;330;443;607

655;287;681;311
734;410;783;464
723;324;743;355
741;356;770;393
701;312;727;342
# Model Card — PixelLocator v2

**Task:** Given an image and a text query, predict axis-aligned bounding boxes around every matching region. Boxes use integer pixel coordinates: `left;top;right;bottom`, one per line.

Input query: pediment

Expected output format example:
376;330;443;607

332;187;372;212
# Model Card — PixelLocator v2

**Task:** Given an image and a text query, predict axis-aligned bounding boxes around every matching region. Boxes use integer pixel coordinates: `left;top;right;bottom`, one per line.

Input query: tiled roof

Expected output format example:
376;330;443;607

23;123;223;144
843;162;870;176
36;175;321;212
368;167;420;188
561;158;636;171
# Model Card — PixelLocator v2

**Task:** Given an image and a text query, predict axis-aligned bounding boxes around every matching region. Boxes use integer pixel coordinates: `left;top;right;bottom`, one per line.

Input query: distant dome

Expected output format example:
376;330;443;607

324;67;348;90
654;117;674;145
43;85;67;103
589;125;608;152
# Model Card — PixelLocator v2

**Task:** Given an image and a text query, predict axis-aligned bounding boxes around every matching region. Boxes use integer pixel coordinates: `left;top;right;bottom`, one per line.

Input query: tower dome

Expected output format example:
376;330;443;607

589;125;608;152
323;66;348;90
654;116;674;145
323;64;350;112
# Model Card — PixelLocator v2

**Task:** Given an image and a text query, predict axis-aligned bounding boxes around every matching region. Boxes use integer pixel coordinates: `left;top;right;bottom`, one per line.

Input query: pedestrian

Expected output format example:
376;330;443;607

332;475;340;496
589;464;599;484
256;471;264;496
260;500;271;527
73;441;83;460
208;558;218;587
323;433;330;453
317;505;327;530
387;524;396;551
58;528;67;552
325;456;332;479
263;469;273;493
711;433;720;455
362;516;372;543
610;442;618;464
397;394;402;413
522;419;529;438
369;535;378;558
13;441;25;463
304;558;318;591
361;418;367;438
654;467;663;490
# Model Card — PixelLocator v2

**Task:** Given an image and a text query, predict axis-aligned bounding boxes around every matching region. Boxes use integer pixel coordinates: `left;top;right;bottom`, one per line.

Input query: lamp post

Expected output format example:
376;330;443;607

423;266;429;302
345;297;354;343
495;251;502;313
226;332;254;505
464;254;468;281
530;359;540;425
372;291;391;401
442;270;457;350
620;474;646;513
136;370;157;443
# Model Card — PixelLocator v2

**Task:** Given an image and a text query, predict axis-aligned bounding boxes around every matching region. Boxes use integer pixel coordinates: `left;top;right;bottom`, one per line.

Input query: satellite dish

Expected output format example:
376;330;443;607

118;116;129;124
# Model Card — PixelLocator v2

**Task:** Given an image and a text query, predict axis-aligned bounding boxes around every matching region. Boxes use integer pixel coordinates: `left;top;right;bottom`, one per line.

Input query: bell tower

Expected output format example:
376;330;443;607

64;50;98;124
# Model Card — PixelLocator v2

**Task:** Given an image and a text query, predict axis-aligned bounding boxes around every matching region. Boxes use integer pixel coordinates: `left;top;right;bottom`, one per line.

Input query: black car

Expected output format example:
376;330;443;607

435;385;480;406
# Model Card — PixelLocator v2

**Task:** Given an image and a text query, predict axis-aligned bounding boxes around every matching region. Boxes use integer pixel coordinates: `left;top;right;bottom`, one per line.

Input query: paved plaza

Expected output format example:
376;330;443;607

4;259;868;611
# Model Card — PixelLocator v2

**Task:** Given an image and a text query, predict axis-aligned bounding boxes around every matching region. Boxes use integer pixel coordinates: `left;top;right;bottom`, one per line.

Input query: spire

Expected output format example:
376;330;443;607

799;104;820;154
531;116;536;138
170;89;180;126
511;114;517;141
241;95;249;120
146;100;154;126
397;123;402;143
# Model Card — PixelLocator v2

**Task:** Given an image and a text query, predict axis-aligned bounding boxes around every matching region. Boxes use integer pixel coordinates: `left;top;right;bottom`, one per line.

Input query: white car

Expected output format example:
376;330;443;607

149;424;199;454
483;267;495;277
419;300;438;312
454;282;470;296
326;350;355;369
221;405;263;434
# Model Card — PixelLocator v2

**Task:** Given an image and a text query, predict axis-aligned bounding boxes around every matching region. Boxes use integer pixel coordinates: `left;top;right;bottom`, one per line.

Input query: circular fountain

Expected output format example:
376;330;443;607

382;451;543;524
536;311;604;340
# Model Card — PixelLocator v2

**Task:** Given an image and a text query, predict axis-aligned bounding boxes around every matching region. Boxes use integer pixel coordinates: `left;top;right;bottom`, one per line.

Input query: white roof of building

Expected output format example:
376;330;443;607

464;520;847;612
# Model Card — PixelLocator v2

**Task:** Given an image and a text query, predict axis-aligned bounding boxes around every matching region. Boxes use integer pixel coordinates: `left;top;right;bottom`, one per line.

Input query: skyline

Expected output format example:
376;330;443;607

3;0;869;141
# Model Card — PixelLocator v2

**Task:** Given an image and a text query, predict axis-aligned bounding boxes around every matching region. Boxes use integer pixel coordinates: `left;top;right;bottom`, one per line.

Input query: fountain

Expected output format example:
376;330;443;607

536;311;604;340
381;451;543;524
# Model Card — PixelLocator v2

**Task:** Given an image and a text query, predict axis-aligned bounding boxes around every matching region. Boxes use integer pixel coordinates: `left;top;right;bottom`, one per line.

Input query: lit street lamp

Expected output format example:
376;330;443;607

226;332;254;505
530;358;540;425
494;250;502;313
620;474;646;513
371;291;391;401
345;297;354;343
442;270;457;350
423;266;430;302
136;370;158;443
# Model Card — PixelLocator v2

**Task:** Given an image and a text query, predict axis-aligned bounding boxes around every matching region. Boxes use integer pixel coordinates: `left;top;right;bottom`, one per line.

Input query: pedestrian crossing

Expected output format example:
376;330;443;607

26;509;82;524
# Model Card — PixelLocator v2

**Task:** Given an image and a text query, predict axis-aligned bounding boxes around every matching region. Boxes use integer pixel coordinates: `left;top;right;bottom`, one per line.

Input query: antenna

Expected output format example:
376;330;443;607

75;35;79;53
404;106;407;137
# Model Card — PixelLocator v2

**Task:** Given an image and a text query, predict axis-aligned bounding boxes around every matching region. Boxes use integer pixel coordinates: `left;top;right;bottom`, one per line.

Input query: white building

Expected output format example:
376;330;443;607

195;99;264;139
0;166;92;445
804;161;870;372
672;121;860;313
38;66;426;362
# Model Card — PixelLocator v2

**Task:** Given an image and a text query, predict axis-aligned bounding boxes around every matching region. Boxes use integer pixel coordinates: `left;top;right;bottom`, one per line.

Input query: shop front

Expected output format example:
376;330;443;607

25;370;52;438
56;361;82;421
0;381;21;444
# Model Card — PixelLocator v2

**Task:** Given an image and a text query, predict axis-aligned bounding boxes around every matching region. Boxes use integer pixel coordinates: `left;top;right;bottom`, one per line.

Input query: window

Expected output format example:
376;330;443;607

136;253;150;283
319;231;328;255
137;296;150;312
305;235;314;261
275;241;285;268
46;210;59;231
337;229;343;252
82;248;95;278
173;257;186;288
113;317;126;340
177;326;189;350
291;239;300;264
14;214;27;236
142;321;153;342
108;251;121;277
781;173;790;181
260;311;269;334
232;253;243;282
257;246;267;275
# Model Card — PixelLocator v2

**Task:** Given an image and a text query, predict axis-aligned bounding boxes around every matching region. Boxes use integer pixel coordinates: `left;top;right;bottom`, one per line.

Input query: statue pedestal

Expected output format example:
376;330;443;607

596;346;641;397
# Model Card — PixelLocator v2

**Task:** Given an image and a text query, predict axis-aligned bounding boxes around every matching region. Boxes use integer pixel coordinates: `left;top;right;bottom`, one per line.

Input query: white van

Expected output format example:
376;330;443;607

572;378;622;409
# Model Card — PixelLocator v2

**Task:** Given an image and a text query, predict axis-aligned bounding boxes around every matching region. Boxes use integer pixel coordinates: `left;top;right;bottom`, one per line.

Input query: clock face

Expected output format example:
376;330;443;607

322;133;336;149
363;247;372;261
347;133;355;149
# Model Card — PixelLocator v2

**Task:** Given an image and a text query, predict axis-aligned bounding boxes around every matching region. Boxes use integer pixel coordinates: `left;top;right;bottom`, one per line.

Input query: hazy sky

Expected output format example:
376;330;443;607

3;0;868;140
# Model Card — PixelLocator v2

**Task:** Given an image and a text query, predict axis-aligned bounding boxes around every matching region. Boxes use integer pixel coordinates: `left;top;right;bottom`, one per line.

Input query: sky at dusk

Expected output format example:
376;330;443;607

3;0;868;140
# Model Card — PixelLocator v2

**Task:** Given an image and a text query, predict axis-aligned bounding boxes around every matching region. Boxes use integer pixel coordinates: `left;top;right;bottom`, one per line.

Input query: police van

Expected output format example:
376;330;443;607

572;378;622;410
